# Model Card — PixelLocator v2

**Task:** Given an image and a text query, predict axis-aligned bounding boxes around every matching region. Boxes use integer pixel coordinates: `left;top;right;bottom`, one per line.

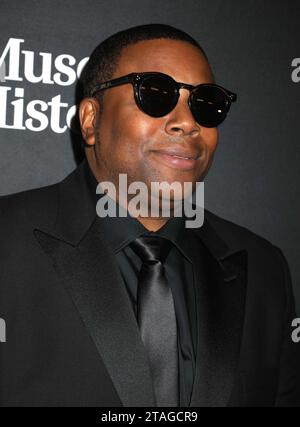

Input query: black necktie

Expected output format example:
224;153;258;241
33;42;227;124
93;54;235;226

130;235;179;407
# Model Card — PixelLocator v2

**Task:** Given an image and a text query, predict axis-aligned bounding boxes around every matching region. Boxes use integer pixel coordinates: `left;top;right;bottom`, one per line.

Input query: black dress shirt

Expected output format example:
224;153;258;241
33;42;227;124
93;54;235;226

84;161;198;407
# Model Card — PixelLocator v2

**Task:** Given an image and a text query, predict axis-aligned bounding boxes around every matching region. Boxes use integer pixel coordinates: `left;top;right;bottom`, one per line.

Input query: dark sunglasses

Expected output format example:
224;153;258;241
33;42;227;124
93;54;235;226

90;71;237;128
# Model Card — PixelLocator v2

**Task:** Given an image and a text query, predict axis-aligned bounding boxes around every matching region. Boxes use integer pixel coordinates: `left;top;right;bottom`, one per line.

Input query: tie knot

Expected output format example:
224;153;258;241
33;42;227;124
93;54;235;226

130;235;173;264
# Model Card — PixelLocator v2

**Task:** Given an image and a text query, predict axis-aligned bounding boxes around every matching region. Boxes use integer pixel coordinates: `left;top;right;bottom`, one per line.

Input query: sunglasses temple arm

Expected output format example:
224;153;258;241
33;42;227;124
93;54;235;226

90;73;136;97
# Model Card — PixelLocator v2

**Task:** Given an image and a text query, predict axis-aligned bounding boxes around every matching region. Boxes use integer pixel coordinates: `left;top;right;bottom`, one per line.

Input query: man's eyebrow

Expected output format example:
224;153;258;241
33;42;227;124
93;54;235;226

190;81;211;86
178;80;201;86
187;77;215;86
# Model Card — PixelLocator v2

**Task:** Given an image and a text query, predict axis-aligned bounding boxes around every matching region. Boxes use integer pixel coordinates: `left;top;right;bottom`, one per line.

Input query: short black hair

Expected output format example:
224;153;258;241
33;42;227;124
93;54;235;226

80;23;212;103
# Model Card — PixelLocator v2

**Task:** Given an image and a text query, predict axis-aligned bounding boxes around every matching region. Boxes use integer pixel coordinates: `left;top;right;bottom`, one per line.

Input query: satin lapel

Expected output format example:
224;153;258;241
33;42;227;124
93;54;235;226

183;220;247;407
34;216;156;407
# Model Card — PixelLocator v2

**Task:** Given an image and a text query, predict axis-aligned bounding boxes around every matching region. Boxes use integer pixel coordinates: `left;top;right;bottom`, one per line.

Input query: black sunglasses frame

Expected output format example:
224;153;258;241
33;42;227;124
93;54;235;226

90;72;237;127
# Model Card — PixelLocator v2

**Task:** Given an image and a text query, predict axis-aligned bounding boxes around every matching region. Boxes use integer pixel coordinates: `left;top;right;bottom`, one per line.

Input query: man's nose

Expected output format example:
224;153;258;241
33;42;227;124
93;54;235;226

165;89;200;137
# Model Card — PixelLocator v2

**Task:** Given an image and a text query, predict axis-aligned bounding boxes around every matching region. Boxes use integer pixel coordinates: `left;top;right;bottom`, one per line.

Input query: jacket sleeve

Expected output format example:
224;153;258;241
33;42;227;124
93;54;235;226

275;247;300;406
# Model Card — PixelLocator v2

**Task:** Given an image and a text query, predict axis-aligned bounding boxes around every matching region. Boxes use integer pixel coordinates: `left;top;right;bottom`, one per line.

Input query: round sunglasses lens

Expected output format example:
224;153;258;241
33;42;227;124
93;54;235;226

190;85;229;127
138;75;178;117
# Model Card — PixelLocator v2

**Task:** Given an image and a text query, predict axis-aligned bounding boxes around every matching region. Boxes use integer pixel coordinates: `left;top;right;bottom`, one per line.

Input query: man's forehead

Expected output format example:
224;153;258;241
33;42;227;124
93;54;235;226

114;39;213;84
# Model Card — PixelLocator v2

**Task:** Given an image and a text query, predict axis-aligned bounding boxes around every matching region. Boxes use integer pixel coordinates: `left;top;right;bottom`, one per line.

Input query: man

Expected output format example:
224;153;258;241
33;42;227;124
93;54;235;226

0;24;299;407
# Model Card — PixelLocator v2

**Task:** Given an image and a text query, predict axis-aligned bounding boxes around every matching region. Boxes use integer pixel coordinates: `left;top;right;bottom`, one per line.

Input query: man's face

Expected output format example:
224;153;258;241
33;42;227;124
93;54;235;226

81;39;218;198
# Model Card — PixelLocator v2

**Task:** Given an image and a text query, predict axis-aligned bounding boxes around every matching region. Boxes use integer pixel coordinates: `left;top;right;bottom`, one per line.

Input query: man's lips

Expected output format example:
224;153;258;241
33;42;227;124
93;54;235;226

150;149;200;170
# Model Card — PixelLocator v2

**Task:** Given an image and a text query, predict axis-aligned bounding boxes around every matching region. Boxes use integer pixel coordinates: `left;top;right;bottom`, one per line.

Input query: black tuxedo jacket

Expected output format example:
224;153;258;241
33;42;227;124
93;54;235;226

0;159;299;407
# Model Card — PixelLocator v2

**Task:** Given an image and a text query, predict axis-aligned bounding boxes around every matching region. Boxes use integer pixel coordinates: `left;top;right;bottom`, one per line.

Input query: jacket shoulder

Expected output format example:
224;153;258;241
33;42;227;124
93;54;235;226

204;208;282;255
204;209;293;294
0;181;60;230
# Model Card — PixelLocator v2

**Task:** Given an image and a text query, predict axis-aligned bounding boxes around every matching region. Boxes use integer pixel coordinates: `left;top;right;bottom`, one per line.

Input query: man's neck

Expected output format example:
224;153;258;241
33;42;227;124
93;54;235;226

135;216;169;232
86;158;179;232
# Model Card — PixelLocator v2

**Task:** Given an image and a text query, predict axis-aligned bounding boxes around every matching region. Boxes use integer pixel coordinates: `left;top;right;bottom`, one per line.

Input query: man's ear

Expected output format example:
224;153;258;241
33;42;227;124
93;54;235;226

79;98;100;147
